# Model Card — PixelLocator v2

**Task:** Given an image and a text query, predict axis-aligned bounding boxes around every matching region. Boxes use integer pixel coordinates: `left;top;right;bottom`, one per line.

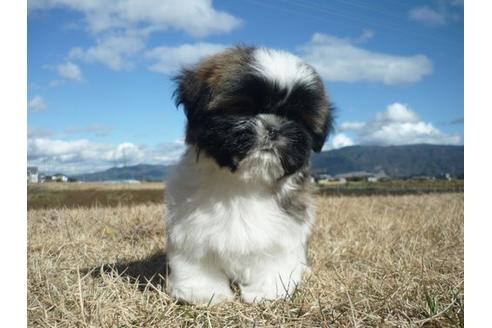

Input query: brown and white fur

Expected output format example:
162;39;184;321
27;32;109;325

165;46;333;304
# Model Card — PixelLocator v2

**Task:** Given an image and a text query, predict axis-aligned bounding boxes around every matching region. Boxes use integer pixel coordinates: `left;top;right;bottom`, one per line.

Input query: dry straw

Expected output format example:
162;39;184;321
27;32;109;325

28;193;463;327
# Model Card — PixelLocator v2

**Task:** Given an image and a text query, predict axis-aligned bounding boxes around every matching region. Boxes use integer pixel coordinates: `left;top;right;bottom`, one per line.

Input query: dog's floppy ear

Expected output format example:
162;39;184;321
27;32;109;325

310;99;334;153
173;68;211;123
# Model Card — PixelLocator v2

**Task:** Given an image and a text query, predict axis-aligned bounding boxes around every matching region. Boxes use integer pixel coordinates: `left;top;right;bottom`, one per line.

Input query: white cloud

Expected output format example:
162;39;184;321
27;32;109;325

145;42;228;74
340;122;365;130
408;1;463;26
108;142;145;163
69;32;145;70
354;29;375;43
29;0;241;73
27;137;186;174
28;95;48;111
375;102;420;123
339;102;462;146
28;126;54;138
28;0;241;37
323;133;355;150
408;6;446;26
28;138;94;159
155;139;186;160
299;33;433;85
56;61;83;81
48;80;64;87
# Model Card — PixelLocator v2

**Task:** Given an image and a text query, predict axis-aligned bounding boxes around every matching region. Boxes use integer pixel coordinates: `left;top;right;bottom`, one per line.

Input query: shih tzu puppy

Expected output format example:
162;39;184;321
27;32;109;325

165;46;333;304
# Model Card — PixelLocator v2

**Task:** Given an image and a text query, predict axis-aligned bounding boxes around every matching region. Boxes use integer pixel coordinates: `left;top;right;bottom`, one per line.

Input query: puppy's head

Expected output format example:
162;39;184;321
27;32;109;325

174;46;333;181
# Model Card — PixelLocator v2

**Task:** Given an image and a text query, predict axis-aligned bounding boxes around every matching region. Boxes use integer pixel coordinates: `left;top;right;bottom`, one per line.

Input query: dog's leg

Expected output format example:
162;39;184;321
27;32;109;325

166;252;233;305
239;247;308;303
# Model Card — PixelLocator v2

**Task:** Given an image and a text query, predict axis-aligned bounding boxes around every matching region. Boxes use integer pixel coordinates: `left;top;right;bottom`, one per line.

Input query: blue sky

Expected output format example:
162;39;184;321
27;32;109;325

27;0;464;174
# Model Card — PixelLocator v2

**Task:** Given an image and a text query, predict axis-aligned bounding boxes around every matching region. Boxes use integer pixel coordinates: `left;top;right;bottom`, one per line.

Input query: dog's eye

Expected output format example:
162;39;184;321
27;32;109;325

214;97;261;116
234;98;256;111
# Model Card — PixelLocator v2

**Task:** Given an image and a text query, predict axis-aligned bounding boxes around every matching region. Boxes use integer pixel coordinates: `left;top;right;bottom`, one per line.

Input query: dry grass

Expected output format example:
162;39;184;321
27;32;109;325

27;183;165;210
28;193;463;327
30;181;165;191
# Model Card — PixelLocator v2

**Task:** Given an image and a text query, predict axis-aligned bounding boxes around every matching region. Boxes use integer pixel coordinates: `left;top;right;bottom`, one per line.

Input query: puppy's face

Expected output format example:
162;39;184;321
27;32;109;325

174;46;333;181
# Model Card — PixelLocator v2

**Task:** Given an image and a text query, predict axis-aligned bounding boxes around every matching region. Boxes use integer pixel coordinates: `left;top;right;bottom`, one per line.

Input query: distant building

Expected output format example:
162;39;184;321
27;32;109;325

315;174;333;181
334;170;387;182
27;167;39;183
52;174;69;182
313;173;333;184
313;173;348;185
315;170;388;185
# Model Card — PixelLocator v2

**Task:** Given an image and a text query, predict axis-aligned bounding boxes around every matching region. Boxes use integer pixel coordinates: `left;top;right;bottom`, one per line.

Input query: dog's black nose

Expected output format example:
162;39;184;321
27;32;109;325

267;126;280;140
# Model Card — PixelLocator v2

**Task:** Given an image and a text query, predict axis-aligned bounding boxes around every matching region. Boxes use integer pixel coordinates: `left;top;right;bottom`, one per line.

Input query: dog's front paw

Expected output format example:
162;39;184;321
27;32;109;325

240;279;295;303
240;286;278;303
167;284;233;305
167;252;235;305
239;262;307;303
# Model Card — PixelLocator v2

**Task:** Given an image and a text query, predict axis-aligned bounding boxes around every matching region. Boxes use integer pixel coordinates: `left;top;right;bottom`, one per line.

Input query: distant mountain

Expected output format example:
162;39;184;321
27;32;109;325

73;164;173;181
72;144;464;181
311;144;464;177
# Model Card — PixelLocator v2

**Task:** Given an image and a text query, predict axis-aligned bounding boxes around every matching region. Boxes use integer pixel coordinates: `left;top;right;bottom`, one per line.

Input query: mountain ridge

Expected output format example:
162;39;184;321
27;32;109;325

73;144;464;181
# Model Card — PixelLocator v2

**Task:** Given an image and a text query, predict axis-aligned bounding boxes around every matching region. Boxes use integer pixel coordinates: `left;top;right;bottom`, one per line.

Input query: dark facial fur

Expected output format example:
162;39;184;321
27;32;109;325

195;115;257;171
173;46;333;178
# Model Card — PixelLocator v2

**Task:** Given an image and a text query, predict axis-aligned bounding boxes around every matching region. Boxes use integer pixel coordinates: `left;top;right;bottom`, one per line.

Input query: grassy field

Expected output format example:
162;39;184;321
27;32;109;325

27;184;463;327
318;179;464;190
27;182;165;210
27;180;463;210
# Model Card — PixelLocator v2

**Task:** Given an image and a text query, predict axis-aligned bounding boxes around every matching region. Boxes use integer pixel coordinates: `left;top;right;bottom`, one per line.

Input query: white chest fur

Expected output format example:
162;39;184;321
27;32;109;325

165;147;313;303
165;148;311;258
